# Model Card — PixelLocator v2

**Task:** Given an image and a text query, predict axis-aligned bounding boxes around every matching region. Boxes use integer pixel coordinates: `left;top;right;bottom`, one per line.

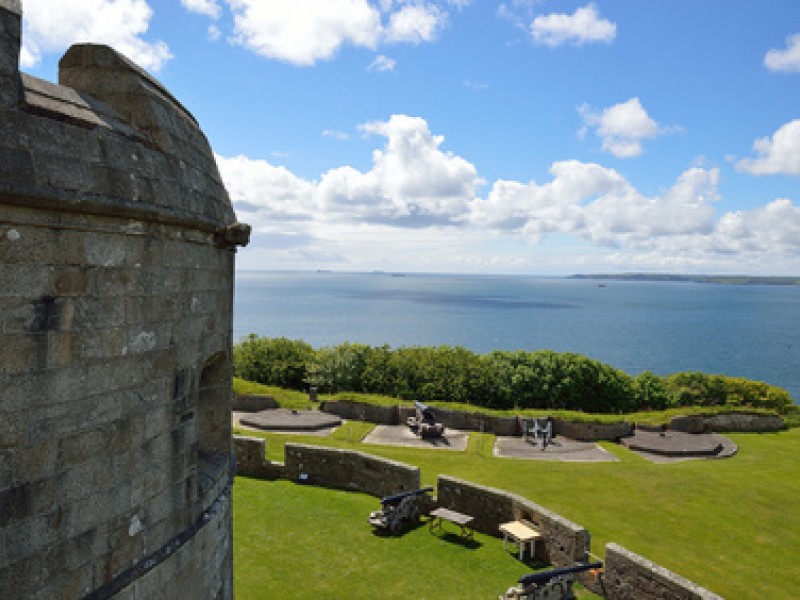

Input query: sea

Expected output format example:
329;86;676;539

233;271;800;403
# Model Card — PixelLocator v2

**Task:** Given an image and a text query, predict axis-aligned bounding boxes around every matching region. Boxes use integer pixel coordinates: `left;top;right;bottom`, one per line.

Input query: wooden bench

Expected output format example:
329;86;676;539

500;519;541;560
428;507;474;541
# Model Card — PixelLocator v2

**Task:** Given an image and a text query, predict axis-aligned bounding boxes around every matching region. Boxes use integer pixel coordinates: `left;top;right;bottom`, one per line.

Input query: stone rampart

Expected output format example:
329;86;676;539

432;407;520;436
233;393;278;412
283;443;420;498
602;543;723;599
669;412;784;433
553;418;633;441
320;399;400;424
233;435;286;479
436;475;590;567
0;3;248;598
320;398;645;439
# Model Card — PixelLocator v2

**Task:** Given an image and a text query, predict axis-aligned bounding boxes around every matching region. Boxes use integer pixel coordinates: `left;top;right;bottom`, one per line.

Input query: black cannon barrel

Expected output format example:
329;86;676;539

518;562;602;587
380;486;434;506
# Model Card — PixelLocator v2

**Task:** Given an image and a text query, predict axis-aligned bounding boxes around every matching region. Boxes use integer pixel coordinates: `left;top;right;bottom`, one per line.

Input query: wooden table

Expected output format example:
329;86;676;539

500;520;541;560
428;507;474;540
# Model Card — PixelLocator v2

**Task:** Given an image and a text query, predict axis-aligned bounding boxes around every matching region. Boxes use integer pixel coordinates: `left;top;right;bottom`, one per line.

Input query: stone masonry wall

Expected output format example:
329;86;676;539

283;443;420;498
232;435;286;480
436;475;590;567
669;412;784;434
0;3;248;598
603;543;724;600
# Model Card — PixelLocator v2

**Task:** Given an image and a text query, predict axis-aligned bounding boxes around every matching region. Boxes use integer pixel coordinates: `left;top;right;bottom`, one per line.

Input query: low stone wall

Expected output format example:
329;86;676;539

321;398;644;439
283;442;420;498
233;394;277;412
553;418;633;441
320;399;400;425
602;543;723;599
233;435;286;478
669;412;784;433
434;408;520;436
436;475;589;567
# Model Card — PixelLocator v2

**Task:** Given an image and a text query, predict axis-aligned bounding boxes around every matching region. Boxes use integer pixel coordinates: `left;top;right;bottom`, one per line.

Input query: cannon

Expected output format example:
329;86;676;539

406;401;445;438
499;562;602;600
368;486;434;533
523;417;553;450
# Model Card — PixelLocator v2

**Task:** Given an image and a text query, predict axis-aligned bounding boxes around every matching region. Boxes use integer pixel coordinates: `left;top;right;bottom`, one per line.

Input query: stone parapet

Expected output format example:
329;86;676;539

669;412;784;433
603;543;724;599
233;394;278;412
436;475;590;567
283;443;420;498
321;399;400;425
553;418;633;441
234;435;276;479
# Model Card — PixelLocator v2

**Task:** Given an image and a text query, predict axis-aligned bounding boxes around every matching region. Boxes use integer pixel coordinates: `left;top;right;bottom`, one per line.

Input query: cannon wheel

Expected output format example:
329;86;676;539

390;518;401;533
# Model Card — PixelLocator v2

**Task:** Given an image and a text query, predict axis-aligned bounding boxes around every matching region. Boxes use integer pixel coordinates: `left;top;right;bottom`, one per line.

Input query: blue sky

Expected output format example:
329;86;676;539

19;0;800;275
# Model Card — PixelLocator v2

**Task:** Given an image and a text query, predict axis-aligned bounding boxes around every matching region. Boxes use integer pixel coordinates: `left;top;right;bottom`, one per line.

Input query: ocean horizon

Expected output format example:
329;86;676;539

233;270;800;402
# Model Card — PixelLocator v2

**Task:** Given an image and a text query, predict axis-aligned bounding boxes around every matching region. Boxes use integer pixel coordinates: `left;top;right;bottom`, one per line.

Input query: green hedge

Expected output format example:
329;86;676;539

233;335;795;415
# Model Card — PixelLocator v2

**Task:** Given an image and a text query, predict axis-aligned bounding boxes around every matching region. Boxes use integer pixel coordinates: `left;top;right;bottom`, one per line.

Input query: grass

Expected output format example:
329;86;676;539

233;421;800;599
234;477;599;599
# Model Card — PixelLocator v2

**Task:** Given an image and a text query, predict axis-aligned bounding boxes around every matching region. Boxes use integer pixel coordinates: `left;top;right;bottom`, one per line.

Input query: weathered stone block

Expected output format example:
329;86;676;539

0;264;52;298
0;224;55;265
0;145;34;183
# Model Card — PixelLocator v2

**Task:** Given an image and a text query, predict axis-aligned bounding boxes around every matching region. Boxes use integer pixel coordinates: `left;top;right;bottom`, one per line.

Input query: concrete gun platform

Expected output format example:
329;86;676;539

237;409;342;433
362;425;469;450
620;429;737;463
494;436;619;462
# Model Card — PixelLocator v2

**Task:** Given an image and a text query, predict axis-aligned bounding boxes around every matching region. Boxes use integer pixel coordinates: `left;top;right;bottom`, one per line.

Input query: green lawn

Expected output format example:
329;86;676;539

233;423;800;599
234;478;598;599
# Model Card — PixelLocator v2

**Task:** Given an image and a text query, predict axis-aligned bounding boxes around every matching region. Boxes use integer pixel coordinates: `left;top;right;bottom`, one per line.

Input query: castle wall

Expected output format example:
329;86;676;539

436;475;590;567
0;2;247;598
283;443;421;498
602;543;724;600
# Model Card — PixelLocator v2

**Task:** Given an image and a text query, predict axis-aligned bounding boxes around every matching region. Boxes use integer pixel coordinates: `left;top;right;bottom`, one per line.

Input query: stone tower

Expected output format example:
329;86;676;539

0;1;249;597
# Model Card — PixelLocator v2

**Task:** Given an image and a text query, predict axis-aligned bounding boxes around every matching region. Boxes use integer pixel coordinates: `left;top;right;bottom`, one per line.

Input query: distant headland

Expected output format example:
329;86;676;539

570;273;800;286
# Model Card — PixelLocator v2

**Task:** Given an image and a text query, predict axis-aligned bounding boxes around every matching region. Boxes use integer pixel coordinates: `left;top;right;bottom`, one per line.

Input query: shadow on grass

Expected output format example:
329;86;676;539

369;519;429;537
429;531;483;550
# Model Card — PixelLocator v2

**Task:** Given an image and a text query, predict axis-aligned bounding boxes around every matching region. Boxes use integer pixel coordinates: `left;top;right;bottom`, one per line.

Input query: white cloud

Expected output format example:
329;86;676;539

368;54;397;72
20;0;172;71
579;98;667;158
181;0;221;19
463;78;488;91
227;0;382;66
322;129;351;141
319;115;480;224
764;33;800;73
736;119;800;176
215;153;317;223
531;3;616;48
222;1;456;66
218;115;800;274
714;199;800;254
384;3;447;44
207;24;222;41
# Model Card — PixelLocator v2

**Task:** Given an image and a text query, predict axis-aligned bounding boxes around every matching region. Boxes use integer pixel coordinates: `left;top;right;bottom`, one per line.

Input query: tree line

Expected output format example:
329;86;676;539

233;334;794;414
